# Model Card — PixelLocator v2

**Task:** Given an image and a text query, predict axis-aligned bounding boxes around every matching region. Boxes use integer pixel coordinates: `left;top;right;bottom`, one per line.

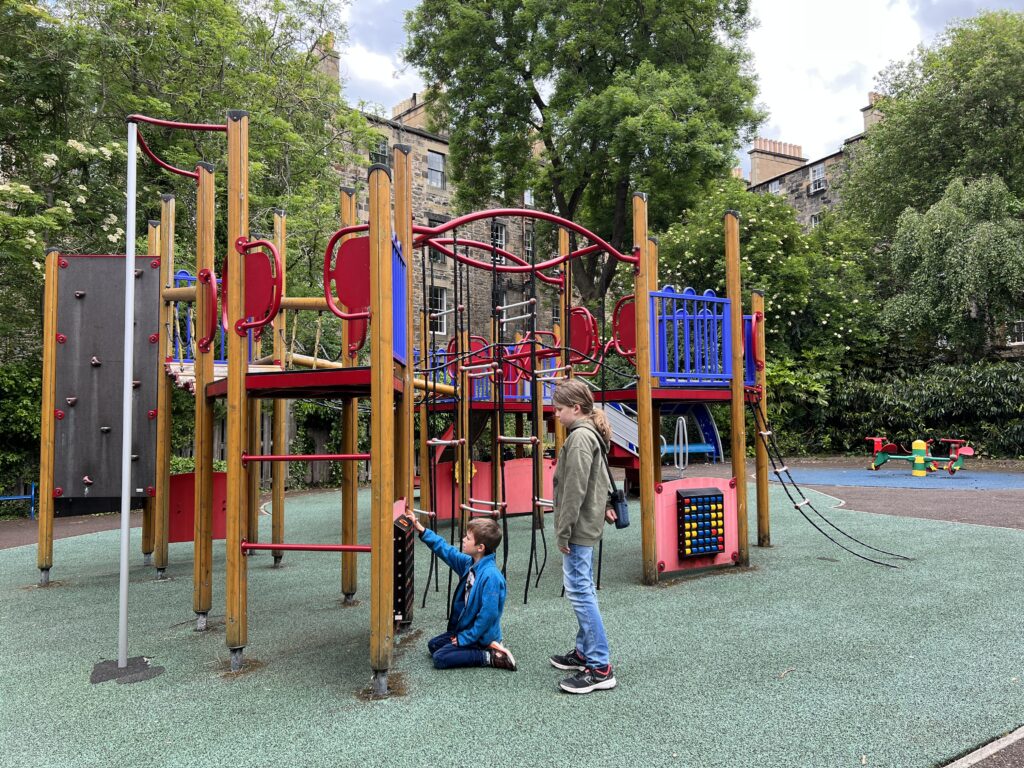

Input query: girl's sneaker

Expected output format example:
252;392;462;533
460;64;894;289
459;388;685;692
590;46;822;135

548;648;587;671
559;665;616;694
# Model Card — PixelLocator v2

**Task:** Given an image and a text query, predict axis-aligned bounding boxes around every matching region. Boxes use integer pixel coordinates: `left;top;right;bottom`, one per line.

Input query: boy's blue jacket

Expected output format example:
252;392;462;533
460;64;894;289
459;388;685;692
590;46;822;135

418;528;506;647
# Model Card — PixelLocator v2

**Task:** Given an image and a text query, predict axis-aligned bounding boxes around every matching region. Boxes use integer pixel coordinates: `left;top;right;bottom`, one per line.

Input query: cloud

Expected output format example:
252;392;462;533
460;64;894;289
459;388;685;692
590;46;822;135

904;0;1010;37
741;0;924;172
341;42;423;111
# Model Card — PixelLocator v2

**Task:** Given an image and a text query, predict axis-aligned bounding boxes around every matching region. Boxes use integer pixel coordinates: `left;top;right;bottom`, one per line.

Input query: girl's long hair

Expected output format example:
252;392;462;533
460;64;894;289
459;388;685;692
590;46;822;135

552;379;612;444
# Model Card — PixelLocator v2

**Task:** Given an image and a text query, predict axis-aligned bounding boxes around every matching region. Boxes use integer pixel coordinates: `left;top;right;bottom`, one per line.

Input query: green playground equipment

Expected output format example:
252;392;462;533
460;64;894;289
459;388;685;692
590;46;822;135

866;436;974;476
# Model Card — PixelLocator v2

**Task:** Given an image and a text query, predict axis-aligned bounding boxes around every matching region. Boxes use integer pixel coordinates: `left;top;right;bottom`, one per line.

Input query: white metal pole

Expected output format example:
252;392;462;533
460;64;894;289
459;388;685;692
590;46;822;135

118;122;138;669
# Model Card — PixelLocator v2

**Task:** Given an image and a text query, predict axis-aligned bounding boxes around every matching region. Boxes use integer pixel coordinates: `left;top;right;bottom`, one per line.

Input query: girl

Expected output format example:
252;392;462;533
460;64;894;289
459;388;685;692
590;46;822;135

548;379;617;694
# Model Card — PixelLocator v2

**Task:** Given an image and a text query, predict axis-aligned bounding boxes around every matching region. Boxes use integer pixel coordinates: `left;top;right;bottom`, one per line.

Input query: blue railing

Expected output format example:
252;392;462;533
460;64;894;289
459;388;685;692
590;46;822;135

413;346;560;403
0;482;36;519
392;236;408;365
649;286;757;387
171;270;227;363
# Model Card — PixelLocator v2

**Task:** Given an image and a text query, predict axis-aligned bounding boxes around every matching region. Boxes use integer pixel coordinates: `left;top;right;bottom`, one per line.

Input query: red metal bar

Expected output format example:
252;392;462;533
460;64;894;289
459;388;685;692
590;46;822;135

195;268;218;352
241;541;371;553
241;453;370;463
136;130;199;180
127;115;228;132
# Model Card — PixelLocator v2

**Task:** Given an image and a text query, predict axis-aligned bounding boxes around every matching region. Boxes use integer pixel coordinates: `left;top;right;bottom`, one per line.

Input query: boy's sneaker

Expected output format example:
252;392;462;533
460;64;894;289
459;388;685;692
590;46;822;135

559;665;616;694
548;648;587;671
488;641;517;672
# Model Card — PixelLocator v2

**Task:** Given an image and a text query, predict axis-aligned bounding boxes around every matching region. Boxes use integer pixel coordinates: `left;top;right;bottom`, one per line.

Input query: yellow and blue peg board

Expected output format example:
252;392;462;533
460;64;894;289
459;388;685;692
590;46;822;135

676;488;726;558
654;477;738;577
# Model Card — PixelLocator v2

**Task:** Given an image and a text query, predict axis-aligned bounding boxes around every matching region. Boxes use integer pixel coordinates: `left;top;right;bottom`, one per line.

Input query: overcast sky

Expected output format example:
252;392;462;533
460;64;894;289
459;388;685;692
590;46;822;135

339;0;1021;172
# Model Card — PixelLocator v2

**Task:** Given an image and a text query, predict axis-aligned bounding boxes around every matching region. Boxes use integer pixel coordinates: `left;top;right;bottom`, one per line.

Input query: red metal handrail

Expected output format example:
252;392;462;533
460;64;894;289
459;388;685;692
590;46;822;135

195;268;218;353
241;453;370;463
127;115;228;132
136;131;199;180
321;225;373;322
241;541;371;553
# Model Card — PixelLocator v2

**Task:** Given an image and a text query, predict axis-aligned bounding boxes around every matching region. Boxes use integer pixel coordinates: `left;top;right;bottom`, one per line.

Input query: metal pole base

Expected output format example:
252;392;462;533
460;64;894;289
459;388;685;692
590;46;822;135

155;568;167;581
143;553;153;566
195;613;208;632
272;556;282;568
38;568;50;587
230;648;244;672
342;594;358;606
370;670;389;698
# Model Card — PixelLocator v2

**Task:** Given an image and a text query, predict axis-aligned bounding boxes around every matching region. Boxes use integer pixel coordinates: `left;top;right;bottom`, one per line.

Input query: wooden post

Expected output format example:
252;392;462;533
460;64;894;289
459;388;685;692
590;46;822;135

394;145;415;512
339;187;359;602
753;289;770;547
37;249;60;585
632;193;658;585
153;194;175;577
192;163;216;628
141;220;160;565
225;110;250;670
553;228;569;454
367;163;396;693
271;209;287;567
648;236;662;483
724;211;749;567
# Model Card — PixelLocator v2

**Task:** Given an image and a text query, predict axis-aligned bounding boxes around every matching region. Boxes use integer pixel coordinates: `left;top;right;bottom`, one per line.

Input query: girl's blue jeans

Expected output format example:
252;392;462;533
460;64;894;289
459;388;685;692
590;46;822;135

562;543;610;668
427;632;488;669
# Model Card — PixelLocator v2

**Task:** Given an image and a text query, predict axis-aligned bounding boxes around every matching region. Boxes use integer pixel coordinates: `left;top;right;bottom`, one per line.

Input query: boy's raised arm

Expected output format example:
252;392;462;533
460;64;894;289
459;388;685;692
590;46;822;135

405;512;472;575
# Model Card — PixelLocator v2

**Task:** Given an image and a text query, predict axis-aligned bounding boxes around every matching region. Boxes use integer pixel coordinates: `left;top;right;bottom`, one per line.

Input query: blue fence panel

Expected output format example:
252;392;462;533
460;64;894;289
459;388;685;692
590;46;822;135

392;236;408;365
742;315;756;386
171;270;229;364
650;286;732;386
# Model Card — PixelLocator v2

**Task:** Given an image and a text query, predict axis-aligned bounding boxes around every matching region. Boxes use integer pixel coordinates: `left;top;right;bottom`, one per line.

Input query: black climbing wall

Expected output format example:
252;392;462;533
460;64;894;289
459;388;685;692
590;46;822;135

51;255;160;512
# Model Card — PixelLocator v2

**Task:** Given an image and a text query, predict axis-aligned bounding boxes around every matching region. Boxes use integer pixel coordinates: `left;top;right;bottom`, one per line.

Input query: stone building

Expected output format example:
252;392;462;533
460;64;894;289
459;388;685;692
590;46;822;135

339;92;561;353
746;93;881;229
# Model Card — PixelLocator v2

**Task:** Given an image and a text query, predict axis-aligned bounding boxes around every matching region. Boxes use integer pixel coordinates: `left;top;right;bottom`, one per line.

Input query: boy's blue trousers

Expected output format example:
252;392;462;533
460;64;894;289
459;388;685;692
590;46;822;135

428;632;489;669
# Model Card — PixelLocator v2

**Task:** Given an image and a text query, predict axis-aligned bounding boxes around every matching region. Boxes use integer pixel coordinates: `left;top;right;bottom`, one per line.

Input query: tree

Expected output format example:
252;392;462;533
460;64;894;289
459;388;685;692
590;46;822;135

404;0;761;298
841;10;1024;239
883;176;1024;361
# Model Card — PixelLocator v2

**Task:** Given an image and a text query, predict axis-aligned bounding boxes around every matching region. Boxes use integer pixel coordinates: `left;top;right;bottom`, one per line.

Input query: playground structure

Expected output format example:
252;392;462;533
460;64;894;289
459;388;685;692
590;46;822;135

866;436;974;476
36;110;776;694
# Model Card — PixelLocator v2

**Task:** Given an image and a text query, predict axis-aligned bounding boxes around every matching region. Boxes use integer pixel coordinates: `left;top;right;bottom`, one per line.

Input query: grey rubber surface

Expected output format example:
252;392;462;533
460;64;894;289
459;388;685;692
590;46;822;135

1;486;1021;768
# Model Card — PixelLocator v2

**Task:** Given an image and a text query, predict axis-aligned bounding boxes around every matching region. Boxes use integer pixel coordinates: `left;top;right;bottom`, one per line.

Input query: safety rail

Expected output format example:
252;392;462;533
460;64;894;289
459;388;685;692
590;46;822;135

413;346;561;403
650;286;732;386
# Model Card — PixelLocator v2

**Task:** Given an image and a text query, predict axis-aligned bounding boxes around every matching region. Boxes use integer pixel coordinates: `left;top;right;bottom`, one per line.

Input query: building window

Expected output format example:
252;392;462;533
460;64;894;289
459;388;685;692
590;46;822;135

370;135;389;166
427;215;446;263
809;163;827;194
490;220;506;264
428;286;447;335
524;188;534;207
524;226;535;261
1008;320;1024;346
552;299;561;326
768;179;781;194
809;212;822;228
427;150;446;189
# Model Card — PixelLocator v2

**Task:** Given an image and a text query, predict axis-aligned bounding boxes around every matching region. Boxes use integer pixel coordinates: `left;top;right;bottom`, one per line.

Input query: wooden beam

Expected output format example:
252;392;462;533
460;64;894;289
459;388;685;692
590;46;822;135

632;193;658;585
225;110;250;667
161;286;196;302
724;211;749;567
753;289;770;547
367;164;396;691
153;194;175;576
193;163;216;626
271;209;287;566
141;220;160;564
339;187;359;602
36;249;60;583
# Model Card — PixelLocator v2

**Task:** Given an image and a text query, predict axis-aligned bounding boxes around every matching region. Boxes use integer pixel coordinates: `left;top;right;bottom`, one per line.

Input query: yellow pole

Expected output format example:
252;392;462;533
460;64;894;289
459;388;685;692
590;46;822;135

193;162;216;628
225;110;250;670
753;290;770;547
724;211;749;567
648;236;662;483
141;220;160;565
632;194;658;584
339;187;359;603
367;163;396;694
37;249;59;585
271;209;287;567
394;144;415;512
153;194;175;577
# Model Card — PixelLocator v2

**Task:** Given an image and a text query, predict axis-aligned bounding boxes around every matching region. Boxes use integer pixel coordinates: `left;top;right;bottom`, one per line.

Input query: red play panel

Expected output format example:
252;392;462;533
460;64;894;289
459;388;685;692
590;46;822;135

168;471;227;543
429;457;555;520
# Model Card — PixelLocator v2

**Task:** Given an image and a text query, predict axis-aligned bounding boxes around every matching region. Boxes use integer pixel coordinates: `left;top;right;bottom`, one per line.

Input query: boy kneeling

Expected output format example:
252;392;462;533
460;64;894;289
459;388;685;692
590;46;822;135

405;513;517;671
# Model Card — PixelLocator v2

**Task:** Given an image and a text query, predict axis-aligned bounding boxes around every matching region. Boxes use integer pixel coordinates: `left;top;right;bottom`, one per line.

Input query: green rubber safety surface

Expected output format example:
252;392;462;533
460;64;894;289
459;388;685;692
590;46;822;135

1;487;1021;768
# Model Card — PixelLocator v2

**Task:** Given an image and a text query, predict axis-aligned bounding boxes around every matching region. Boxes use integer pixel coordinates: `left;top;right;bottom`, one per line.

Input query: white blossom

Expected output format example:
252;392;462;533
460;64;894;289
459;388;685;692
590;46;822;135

42;154;58;168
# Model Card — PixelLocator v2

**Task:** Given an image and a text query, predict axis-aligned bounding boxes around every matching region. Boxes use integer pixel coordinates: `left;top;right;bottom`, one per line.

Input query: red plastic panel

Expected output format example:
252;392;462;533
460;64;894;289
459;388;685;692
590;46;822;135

244;250;276;321
332;236;370;312
430;458;555;520
654;476;737;577
568;306;599;363
167;471;227;543
612;296;636;363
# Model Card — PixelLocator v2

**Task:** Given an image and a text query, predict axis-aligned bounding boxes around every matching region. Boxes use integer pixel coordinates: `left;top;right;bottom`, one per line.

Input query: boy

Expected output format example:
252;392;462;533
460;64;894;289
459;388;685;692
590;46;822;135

404;513;517;671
